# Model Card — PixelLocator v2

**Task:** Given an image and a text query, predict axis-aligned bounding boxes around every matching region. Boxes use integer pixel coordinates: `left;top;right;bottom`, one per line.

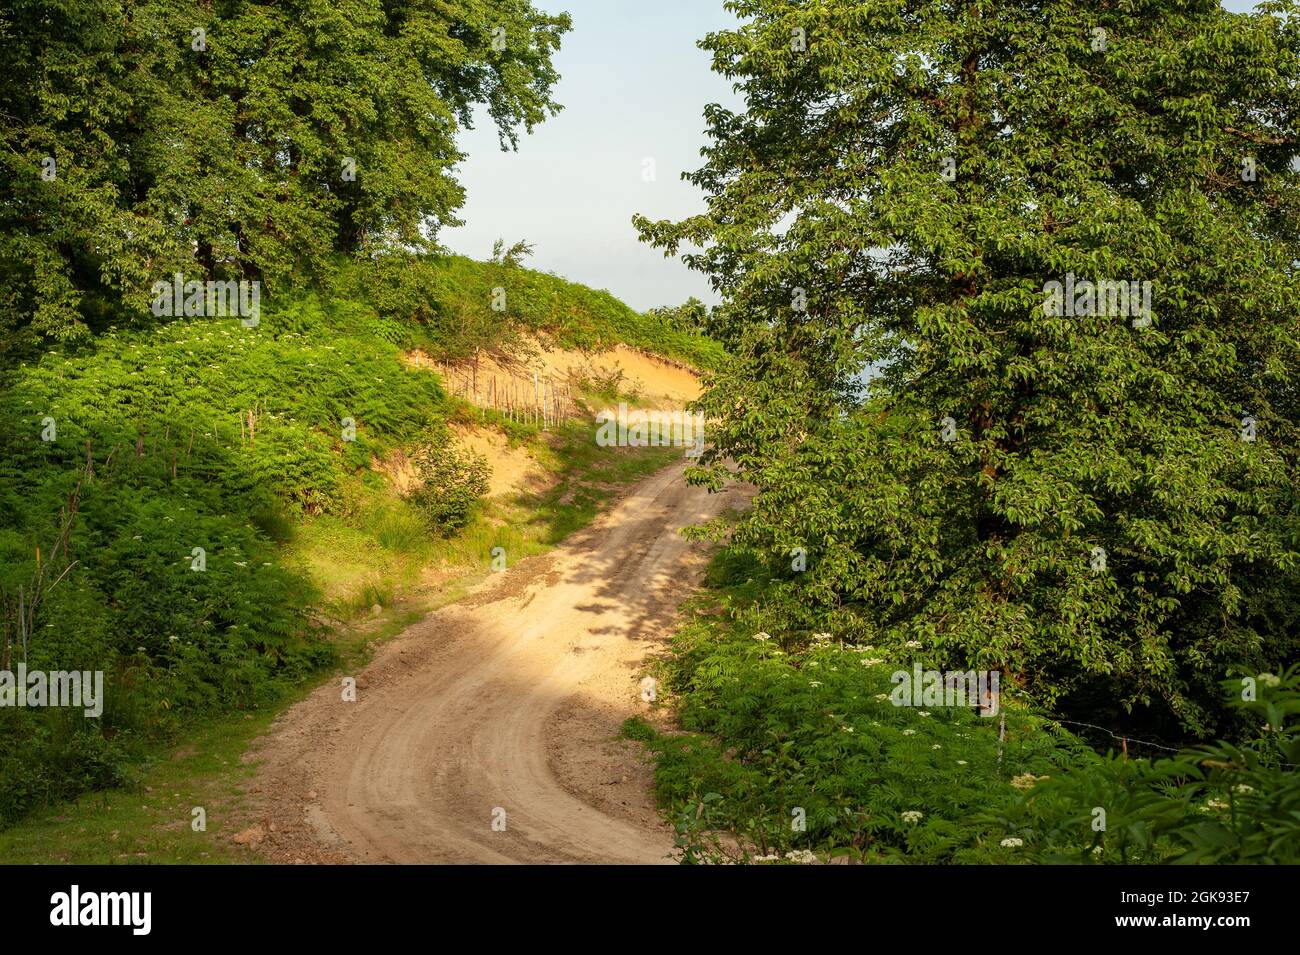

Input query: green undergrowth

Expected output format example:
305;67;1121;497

628;549;1300;864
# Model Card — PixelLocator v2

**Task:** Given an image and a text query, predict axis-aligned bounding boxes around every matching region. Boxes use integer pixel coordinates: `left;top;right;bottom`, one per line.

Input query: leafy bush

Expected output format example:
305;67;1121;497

405;435;491;535
990;667;1300;864
634;597;1084;863
575;368;633;403
0;714;136;830
635;549;1300;864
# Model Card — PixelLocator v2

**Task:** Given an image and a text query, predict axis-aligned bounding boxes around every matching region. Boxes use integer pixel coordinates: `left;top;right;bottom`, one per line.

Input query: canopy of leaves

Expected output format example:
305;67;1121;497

0;0;571;349
637;0;1300;736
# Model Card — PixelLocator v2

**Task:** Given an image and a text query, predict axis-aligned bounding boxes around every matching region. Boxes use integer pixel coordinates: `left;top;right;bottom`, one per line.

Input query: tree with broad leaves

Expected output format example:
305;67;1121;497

637;0;1300;738
0;0;570;350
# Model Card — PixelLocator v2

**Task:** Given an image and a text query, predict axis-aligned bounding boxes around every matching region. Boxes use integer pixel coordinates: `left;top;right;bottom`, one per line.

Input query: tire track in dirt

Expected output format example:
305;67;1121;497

246;462;746;864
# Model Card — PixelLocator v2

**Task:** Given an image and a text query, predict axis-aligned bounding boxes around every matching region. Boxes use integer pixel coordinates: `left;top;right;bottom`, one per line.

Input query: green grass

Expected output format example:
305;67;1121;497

401;254;724;370
0;705;279;864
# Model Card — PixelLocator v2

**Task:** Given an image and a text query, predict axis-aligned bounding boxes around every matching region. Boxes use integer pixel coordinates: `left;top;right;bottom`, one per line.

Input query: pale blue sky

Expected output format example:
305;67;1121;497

442;0;1263;312
442;0;739;311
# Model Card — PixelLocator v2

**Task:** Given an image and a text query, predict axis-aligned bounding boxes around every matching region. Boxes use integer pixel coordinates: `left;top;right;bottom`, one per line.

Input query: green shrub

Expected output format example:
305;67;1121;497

636;544;1300;864
405;435;491;535
991;667;1300;864
635;603;1083;863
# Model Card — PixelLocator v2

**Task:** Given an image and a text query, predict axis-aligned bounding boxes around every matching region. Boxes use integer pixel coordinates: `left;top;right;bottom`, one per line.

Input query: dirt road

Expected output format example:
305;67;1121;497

247;462;746;864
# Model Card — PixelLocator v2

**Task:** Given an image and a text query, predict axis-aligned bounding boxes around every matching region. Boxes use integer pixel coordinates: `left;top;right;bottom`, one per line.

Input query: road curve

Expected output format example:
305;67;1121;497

247;462;746;864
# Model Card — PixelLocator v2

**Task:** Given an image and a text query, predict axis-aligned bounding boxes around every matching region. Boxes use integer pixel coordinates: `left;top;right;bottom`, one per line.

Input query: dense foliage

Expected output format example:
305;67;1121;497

638;0;1300;738
0;292;423;825
999;666;1300;863
635;552;1300;864
0;0;570;349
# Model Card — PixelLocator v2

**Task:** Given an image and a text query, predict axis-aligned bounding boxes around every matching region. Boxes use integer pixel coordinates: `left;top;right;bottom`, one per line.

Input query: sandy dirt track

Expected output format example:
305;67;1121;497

247;462;746;864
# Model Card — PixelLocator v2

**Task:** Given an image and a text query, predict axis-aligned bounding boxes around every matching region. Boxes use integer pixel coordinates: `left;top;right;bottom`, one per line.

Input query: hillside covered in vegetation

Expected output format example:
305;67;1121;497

0;253;713;828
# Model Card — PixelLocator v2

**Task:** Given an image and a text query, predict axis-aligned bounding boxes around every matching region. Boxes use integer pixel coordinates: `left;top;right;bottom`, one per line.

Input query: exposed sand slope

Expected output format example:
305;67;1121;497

403;339;704;501
531;343;702;406
409;339;702;411
450;424;548;499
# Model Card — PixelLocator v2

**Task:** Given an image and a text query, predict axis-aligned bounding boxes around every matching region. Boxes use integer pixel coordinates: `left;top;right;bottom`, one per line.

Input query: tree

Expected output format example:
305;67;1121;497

0;0;570;350
637;0;1300;737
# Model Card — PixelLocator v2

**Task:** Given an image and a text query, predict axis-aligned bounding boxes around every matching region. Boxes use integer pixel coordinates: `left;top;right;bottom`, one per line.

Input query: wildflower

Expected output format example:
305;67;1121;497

1000;838;1023;849
931;744;942;750
902;729;916;736
784;849;816;864
905;640;921;649
1091;845;1104;857
1260;673;1281;687
874;693;890;702
808;681;822;688
863;658;883;666
956;760;968;766
918;711;931;717
1234;784;1254;795
752;632;772;643
1205;798;1229;811
1010;773;1040;790
901;811;923;824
